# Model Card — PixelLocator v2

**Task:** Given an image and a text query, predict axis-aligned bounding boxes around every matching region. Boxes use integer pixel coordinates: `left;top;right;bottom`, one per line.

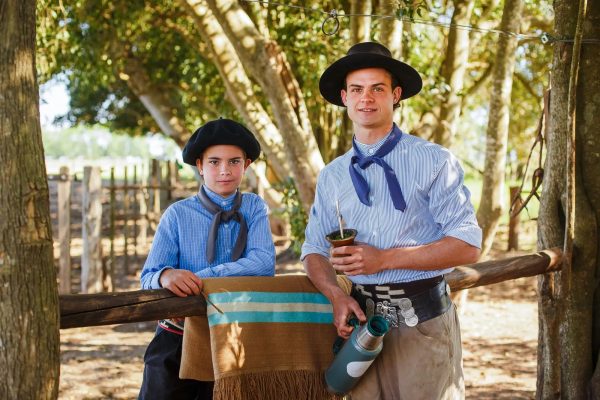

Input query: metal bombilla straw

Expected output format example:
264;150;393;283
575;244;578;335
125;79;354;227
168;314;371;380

336;199;345;239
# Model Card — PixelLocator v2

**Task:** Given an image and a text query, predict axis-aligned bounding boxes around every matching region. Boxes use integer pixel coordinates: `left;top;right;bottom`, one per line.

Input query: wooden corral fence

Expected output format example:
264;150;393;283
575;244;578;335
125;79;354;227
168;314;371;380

59;248;562;329
48;159;195;295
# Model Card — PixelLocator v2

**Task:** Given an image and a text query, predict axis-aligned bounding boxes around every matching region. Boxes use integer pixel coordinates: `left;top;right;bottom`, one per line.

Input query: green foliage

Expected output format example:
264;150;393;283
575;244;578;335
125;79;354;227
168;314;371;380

36;0;230;135
36;0;554;240
274;178;308;256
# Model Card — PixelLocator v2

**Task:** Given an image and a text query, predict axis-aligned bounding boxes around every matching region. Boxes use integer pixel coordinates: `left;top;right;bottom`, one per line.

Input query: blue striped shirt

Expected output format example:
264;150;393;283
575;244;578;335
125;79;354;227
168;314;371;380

301;125;482;285
141;187;276;289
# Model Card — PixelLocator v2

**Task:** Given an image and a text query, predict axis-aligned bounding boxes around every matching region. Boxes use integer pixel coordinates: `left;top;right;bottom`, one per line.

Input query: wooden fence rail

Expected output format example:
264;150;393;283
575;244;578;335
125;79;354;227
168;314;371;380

59;248;562;329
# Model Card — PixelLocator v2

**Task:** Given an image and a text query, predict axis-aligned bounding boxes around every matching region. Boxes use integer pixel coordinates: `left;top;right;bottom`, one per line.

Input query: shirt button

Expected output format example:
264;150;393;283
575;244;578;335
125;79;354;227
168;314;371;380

368;148;374;155
370;196;375;202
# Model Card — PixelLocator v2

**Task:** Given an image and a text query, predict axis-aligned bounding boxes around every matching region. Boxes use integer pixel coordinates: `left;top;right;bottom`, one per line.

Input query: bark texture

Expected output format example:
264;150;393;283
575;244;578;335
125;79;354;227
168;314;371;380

350;0;372;44
538;1;600;398
378;0;404;59
0;1;60;398
476;0;523;257
432;0;474;148
120;53;189;148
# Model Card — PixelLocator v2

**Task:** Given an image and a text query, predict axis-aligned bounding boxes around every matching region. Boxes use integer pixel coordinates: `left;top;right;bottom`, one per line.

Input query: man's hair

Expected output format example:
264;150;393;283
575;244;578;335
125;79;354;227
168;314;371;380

343;69;402;109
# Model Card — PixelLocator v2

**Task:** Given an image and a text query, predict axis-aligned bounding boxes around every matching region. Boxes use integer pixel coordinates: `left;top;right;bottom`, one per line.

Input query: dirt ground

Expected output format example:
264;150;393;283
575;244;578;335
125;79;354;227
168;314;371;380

58;255;539;399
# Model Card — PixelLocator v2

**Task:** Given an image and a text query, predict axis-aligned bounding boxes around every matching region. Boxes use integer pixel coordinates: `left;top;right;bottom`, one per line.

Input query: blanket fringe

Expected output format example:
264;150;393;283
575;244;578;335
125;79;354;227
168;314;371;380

213;369;343;400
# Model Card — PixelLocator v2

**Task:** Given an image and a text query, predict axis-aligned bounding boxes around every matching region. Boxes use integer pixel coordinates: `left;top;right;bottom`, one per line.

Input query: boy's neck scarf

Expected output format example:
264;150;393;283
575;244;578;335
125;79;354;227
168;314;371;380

197;186;247;263
349;125;406;211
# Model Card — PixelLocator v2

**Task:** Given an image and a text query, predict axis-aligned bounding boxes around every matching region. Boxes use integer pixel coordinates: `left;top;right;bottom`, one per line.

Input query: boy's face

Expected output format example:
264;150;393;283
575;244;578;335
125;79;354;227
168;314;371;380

196;145;251;197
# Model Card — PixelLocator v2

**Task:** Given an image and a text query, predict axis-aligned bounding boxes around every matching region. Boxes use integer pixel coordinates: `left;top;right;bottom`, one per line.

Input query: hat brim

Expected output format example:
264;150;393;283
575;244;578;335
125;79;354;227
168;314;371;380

319;53;422;106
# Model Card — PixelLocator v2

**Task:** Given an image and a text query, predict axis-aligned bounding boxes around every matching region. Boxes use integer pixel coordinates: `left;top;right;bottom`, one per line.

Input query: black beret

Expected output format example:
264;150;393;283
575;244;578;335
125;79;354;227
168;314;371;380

182;118;261;166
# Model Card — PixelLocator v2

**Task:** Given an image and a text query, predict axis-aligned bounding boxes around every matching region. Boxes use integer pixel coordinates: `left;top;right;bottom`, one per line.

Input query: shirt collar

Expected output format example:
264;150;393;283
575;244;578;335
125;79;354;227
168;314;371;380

201;185;238;209
354;124;396;155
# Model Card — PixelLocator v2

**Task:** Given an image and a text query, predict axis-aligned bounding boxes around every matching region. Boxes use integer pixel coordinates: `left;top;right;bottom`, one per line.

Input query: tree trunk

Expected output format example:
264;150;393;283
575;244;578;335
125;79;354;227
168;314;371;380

476;0;523;257
432;0;475;148
0;1;60;398
202;0;324;213
180;0;292;183
538;1;600;398
351;0;372;44
378;1;404;59
119;53;189;148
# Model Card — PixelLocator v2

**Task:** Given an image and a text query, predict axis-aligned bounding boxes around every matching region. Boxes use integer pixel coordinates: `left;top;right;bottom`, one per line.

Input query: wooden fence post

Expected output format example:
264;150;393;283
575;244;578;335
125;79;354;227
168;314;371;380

508;186;522;251
81;166;104;293
123;165;130;273
138;162;148;252
109;167;116;283
133;164;138;263
166;161;173;201
151;159;161;222
58;166;71;294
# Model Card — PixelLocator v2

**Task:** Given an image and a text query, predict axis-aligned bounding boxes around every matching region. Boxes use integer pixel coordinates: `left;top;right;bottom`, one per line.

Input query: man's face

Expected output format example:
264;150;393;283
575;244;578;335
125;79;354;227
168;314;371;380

196;144;251;197
341;68;402;133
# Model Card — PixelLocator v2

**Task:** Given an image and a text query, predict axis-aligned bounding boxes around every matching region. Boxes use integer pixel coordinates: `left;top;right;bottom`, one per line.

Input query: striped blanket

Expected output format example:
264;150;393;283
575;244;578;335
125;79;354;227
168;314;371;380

180;275;350;400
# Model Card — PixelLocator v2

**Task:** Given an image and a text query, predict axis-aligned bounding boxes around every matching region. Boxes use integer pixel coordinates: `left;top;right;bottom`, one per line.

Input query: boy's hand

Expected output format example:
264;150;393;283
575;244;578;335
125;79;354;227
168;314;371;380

159;269;203;297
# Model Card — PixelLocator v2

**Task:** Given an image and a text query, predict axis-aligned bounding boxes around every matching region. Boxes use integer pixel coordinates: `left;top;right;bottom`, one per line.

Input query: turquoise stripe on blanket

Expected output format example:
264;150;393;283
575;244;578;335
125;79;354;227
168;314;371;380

206;291;334;326
209;291;331;304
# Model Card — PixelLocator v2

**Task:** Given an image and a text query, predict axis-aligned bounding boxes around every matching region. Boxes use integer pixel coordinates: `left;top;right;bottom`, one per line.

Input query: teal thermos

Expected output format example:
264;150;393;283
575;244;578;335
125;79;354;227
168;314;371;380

325;315;390;395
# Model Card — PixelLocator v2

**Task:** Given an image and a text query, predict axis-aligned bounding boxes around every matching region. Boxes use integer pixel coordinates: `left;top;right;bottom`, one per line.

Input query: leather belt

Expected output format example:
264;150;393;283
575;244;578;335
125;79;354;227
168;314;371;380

158;319;184;335
351;277;451;328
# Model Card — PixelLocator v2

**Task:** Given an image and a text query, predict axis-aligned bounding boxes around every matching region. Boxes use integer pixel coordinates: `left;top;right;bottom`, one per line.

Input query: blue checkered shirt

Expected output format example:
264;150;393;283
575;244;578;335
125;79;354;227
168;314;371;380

301;126;482;285
141;187;276;289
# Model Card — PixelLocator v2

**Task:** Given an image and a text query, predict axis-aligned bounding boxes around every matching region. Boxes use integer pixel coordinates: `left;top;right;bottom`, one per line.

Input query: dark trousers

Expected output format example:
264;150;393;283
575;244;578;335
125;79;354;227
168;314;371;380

139;327;214;400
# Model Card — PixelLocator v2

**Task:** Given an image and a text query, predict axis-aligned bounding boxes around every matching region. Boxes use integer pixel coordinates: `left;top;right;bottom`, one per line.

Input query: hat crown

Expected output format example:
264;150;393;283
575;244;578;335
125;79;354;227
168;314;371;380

347;42;392;58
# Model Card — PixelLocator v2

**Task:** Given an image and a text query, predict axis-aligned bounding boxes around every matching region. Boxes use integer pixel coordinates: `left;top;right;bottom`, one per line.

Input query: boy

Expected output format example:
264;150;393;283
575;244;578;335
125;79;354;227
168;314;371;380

139;118;276;400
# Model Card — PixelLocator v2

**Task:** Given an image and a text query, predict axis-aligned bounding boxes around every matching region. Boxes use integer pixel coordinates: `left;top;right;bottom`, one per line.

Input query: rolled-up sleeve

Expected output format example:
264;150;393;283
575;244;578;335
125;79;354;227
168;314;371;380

428;151;482;249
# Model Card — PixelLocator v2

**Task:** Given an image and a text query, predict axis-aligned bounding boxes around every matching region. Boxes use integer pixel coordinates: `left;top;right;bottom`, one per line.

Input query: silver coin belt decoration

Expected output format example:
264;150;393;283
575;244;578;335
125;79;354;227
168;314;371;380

354;277;451;329
364;298;418;328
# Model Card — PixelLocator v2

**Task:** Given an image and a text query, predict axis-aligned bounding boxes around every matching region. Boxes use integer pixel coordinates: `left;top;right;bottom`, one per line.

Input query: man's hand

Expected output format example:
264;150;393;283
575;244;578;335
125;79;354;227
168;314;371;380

159;269;203;297
331;291;367;338
330;244;387;276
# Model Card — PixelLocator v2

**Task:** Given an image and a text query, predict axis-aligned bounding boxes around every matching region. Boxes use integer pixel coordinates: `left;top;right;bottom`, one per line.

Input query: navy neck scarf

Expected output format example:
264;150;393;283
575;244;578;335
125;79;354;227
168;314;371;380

349;126;406;211
197;186;247;263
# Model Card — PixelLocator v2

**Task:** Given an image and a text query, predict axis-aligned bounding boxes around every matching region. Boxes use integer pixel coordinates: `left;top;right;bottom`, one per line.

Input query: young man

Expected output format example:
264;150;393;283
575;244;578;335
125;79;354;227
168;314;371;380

139;118;276;400
302;42;482;399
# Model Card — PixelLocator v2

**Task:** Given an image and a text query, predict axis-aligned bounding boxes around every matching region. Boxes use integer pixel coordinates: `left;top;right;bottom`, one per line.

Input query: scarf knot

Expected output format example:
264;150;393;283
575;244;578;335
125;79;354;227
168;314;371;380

197;186;248;263
349;126;406;211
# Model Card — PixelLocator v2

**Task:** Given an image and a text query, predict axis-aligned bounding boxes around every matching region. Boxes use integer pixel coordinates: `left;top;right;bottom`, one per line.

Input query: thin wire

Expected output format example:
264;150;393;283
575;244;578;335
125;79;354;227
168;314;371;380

241;0;600;44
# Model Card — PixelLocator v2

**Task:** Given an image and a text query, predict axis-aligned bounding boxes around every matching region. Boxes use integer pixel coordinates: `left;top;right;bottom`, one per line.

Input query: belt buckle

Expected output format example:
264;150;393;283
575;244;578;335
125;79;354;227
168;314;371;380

376;300;399;328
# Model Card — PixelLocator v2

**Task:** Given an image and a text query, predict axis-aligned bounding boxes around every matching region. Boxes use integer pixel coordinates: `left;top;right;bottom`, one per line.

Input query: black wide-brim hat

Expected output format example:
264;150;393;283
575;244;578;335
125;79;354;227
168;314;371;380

182;118;261;166
319;42;423;107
